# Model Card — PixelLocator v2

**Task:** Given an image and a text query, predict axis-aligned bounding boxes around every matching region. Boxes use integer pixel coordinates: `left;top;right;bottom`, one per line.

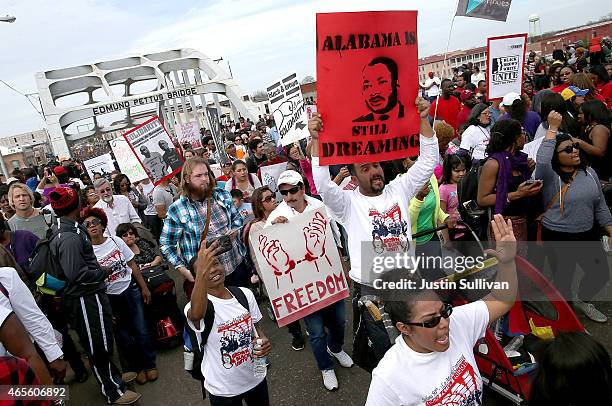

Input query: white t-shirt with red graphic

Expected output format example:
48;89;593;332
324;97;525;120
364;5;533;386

184;287;263;397
92;236;134;295
366;300;489;406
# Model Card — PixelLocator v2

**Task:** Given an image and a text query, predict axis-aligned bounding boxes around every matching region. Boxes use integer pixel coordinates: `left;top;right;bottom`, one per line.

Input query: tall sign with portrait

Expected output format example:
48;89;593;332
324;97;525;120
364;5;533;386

316;11;420;165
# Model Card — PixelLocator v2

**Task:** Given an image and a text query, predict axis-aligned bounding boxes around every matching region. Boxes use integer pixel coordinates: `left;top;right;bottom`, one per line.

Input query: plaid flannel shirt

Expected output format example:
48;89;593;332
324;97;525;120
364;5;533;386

160;187;245;274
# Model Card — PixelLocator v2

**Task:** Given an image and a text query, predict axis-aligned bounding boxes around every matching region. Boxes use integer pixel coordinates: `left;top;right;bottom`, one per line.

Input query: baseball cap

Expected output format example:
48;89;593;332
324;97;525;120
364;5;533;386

501;92;522;107
561;86;589;101
277;170;303;187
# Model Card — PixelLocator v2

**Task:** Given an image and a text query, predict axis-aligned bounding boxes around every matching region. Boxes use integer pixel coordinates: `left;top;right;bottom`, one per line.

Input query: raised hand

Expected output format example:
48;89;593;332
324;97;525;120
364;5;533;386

308;112;323;140
485;214;517;264
415;96;430;119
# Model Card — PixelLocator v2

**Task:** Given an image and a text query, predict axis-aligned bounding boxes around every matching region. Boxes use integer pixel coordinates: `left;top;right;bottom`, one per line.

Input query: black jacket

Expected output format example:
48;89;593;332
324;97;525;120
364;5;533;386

51;217;107;298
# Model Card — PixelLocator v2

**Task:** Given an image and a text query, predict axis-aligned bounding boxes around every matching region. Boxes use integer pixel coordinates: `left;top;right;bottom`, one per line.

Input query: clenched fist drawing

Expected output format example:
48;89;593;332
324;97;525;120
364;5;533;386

258;235;296;288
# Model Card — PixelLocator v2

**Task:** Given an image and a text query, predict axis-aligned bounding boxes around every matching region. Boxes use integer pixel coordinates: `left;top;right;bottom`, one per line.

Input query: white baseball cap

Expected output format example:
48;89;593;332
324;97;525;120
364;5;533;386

501;92;522;107
277;170;303;187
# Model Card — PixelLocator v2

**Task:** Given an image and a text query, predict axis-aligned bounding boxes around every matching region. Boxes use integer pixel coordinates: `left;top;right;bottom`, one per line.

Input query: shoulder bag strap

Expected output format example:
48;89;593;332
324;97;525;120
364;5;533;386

200;196;212;244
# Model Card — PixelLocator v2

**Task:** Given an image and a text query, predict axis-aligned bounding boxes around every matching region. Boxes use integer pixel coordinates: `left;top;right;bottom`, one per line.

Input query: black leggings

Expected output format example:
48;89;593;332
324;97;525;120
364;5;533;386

541;226;610;302
208;378;269;406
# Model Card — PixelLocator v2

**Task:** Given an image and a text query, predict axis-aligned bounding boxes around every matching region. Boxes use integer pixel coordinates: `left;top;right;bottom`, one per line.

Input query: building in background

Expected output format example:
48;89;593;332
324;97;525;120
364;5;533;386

418;19;612;82
0;129;53;179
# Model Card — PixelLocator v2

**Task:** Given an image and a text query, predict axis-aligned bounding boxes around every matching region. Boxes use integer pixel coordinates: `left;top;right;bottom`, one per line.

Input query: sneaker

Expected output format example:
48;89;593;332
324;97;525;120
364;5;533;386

328;348;354;368
291;334;305;351
574;301;608;323
113;390;141;405
121;372;137;383
322;369;338;391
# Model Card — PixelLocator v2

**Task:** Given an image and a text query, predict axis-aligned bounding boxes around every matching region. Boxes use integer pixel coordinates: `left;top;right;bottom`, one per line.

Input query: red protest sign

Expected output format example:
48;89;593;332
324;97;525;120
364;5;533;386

316;11;420;165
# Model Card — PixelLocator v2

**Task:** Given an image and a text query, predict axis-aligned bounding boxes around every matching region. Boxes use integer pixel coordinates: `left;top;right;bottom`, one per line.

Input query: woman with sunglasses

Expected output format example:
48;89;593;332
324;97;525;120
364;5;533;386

535;111;612;323
224;160;262;203
366;214;518;405
477;119;540;250
116;223;163;271
81;208;158;384
551;66;574;93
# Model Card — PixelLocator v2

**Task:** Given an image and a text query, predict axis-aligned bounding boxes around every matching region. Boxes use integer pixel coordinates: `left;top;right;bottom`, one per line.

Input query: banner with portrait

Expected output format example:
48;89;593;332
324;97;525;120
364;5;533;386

266;72;310;147
486;33;527;101
123;116;184;186
250;208;348;327
316;11;420;165
109;138;148;182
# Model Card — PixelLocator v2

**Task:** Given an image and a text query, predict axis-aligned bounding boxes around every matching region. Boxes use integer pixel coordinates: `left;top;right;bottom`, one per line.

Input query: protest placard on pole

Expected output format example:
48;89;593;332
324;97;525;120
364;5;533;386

259;162;288;201
266;72;310;147
305;104;318;120
456;0;513;22
175;121;202;150
108;138;148;182
123;116;184;186
83;153;115;180
205;107;228;164
250;208;348;327
316;11;420;165
486;33;527;101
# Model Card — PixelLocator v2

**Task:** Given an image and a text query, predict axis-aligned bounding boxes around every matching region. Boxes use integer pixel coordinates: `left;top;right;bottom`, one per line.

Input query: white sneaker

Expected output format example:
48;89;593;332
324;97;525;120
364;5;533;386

328;347;354;368
574;301;608;323
322;369;338;391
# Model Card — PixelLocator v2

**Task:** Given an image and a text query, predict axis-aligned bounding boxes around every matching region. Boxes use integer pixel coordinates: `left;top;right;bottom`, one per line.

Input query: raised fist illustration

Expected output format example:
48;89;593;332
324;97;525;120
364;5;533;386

302;211;332;271
258;235;296;288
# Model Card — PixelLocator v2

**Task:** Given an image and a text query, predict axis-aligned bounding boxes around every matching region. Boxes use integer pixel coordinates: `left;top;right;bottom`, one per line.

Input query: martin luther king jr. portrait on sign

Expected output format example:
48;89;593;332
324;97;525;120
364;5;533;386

353;56;405;123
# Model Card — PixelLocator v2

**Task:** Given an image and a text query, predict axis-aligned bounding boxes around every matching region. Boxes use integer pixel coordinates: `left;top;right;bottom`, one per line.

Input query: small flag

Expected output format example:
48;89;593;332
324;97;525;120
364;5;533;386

456;0;513;22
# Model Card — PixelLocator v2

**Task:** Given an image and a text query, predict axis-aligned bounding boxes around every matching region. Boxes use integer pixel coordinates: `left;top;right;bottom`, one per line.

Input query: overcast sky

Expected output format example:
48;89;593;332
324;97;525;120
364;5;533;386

0;0;609;137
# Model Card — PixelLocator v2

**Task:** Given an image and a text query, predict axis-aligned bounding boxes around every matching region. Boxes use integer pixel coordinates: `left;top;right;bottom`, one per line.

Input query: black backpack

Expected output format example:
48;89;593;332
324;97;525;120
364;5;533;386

185;286;249;399
457;158;490;240
27;220;66;296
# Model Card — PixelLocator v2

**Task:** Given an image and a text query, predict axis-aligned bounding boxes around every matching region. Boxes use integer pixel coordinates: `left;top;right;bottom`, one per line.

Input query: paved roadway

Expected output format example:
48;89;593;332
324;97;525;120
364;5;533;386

66;260;612;406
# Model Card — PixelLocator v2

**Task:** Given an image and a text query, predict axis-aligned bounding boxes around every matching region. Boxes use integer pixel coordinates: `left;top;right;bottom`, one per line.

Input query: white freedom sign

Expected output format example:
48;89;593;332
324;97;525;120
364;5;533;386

83;153;115;180
250;208;348;327
487;34;527;101
175;121;202;150
266;72;310;146
259;162;287;202
109;138;148;182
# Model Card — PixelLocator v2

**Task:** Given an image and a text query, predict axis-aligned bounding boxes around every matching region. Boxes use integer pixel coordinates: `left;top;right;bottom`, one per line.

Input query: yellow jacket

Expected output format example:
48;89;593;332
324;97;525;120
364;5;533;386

409;174;449;235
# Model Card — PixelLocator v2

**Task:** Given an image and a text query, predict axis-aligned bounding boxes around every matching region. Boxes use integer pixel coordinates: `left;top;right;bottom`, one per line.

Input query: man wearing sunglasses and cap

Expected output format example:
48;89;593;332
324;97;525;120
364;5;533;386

265;170;354;391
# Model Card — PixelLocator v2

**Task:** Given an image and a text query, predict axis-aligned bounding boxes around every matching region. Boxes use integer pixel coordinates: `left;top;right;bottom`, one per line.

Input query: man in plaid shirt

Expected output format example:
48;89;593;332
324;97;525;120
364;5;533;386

160;157;249;296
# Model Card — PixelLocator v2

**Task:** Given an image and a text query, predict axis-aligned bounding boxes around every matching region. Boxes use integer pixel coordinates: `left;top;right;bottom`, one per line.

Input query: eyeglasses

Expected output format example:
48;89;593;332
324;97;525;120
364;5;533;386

403;303;453;328
557;143;580;154
279;186;301;196
261;195;275;203
83;218;102;228
122;231;135;237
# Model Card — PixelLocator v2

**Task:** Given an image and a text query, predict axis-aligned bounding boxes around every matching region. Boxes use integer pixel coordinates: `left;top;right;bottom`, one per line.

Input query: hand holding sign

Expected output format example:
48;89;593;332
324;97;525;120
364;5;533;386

258;235;296;288
415;96;430;119
308;112;322;140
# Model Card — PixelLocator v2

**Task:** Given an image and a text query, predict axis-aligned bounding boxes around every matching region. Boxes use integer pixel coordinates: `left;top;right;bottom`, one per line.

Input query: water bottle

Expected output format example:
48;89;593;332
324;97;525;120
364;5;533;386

503;335;524;354
253;339;267;379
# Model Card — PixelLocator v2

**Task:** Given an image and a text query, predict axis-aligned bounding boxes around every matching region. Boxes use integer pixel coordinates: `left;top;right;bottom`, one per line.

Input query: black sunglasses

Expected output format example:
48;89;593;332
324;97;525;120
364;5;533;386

279;185;302;196
261;195;275;203
404;303;453;328
83;218;102;228
557;142;580;154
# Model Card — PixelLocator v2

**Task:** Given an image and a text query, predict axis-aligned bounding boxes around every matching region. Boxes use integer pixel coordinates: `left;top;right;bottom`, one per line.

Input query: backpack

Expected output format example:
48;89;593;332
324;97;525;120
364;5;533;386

457;158;490;240
185;286;250;399
27;221;66;296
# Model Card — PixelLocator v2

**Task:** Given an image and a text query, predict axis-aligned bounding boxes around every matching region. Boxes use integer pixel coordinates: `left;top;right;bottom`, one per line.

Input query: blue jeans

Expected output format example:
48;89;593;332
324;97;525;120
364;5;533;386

303;299;346;371
108;282;156;372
